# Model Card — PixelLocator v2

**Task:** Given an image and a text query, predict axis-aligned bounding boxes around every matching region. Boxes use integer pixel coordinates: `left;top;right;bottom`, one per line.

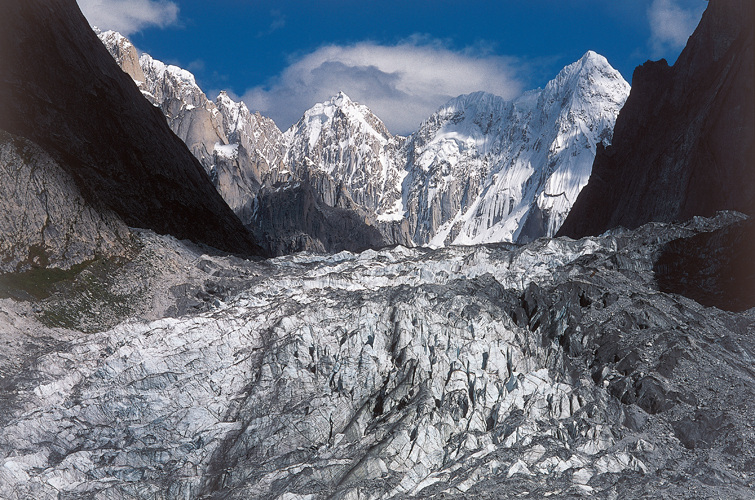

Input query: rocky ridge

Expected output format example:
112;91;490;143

97;30;286;226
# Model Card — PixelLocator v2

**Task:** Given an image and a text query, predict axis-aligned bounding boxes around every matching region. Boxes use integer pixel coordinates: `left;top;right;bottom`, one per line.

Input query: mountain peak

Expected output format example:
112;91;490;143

331;91;353;106
540;51;629;111
216;90;236;107
574;50;617;76
580;50;602;63
568;50;615;77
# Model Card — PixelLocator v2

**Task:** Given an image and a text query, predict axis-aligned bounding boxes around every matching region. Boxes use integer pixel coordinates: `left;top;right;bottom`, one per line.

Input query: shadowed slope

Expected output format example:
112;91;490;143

0;0;265;257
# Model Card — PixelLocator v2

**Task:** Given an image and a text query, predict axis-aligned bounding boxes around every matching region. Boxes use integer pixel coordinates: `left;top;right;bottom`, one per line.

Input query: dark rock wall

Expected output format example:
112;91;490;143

0;0;265;257
655;216;755;311
558;0;754;238
250;182;387;256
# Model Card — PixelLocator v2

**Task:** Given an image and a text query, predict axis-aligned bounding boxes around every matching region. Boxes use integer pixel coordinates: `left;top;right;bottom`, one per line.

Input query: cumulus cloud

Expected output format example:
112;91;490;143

243;40;525;135
77;0;179;35
647;0;706;58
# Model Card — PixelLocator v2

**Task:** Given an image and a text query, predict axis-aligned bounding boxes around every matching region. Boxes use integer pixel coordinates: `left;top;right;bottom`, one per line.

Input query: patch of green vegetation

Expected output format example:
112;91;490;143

0;255;141;333
36;259;137;333
0;260;92;301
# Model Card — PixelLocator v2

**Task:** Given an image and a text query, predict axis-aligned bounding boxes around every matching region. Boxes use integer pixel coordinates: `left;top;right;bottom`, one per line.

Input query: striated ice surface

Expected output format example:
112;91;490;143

1;213;753;499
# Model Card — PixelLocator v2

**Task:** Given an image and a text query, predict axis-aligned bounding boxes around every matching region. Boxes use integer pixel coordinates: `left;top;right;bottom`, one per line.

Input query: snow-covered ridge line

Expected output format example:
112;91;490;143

97;29;630;248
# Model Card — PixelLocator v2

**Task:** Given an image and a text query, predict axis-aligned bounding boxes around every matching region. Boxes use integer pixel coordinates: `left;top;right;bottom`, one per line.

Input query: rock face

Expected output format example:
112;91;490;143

655;216;755;311
558;0;755;238
0;0;264;257
0;214;754;499
101;34;629;250
0;131;132;273
95;29;146;84
215;92;287;223
249;181;386;256
138;52;229;175
97;31;287;227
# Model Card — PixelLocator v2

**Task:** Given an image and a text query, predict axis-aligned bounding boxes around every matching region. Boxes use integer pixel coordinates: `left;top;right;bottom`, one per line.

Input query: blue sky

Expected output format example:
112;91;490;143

77;0;706;134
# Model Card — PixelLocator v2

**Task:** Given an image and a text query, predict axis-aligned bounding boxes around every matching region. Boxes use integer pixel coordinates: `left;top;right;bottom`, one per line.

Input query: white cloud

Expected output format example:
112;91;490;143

647;0;706;58
77;0;179;35
243;40;525;135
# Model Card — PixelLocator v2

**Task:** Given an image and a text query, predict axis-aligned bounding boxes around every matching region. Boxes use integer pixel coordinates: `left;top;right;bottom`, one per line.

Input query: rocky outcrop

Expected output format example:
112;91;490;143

214;92;287;223
0;0;264;257
94;29;146;84
138;52;230;172
0;131;132;273
558;0;755;238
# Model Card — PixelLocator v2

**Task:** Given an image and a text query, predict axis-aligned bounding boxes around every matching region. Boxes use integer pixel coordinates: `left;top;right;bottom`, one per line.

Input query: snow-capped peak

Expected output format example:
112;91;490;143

140;54;197;87
332;91;352;107
541;51;630;110
97;29;132;49
286;92;392;151
403;51;630;246
282;91;405;214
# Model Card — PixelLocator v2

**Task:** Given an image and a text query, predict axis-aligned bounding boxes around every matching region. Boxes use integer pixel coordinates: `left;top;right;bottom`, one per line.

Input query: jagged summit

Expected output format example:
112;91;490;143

282;91;405;215
286;91;391;147
542;51;630;110
332;90;352;106
97;29;285;227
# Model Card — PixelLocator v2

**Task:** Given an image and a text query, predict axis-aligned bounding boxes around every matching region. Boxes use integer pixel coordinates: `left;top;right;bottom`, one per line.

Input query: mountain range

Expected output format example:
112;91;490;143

98;32;630;252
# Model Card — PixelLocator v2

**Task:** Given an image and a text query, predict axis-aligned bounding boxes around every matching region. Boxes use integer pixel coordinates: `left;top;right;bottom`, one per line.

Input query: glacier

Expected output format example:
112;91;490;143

0;212;753;499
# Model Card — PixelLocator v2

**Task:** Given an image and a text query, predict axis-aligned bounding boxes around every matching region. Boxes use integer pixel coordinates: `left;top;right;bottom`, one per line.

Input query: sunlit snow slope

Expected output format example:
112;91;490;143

403;52;630;245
